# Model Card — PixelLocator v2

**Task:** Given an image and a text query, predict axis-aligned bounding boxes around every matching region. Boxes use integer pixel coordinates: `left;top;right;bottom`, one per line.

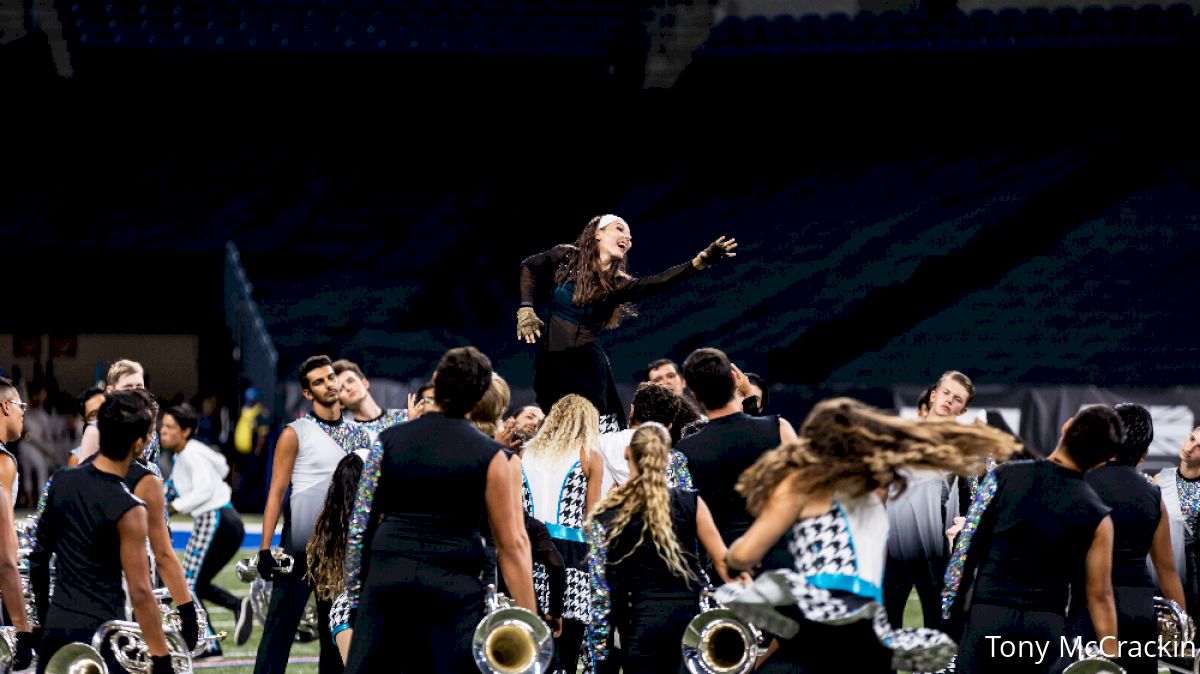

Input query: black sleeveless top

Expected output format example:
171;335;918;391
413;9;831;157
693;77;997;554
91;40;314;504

1085;462;1160;588
676;412;780;542
972;460;1111;613
598;489;704;598
371;413;503;571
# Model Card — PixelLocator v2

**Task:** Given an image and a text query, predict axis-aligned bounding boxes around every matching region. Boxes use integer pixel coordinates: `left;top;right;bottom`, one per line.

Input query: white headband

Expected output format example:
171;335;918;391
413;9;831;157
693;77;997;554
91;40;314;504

598;214;627;231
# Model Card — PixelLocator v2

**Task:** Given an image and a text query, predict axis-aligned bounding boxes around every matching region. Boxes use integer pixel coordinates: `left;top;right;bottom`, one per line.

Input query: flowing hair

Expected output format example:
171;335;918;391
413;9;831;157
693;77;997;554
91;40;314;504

588;423;697;583
523;394;599;462
738;397;1022;516
553;216;636;329
469;373;511;439
306;452;366;599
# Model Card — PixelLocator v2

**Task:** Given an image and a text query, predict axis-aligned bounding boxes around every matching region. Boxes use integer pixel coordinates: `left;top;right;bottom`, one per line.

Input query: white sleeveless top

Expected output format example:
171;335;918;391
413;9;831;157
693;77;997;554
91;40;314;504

522;449;588;529
284;417;350;551
0;443;17;507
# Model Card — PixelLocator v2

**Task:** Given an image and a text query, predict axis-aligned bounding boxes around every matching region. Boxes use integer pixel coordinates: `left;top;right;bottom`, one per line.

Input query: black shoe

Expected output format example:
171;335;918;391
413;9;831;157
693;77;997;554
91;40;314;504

235;595;254;646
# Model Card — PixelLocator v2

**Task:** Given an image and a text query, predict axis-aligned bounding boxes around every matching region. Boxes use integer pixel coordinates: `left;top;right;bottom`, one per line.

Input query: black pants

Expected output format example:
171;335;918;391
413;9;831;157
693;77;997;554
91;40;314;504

618;593;695;674
253;549;341;674
554;617;586;674
1068;585;1157;674
958;603;1066;674
345;552;484;673
883;550;945;630
756;607;891;674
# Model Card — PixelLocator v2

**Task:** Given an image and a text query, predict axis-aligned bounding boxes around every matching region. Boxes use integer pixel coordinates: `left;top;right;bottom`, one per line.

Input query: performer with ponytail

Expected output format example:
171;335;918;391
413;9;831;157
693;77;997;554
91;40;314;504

715;398;1018;674
586;423;744;674
1066;403;1186;674
518;214;737;431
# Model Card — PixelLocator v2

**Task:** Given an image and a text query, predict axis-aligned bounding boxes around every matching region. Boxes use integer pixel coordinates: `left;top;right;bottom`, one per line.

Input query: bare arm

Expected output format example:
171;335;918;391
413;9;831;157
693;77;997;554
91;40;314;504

136;476;193;605
1151;500;1187;611
778;417;797;443
260;427;299;553
119;507;170;657
487;453;535;612
508;454;527;525
727;475;805;572
696;496;745;584
584;449;604;515
0;483;29;631
1085;516;1118;658
79;424;100;461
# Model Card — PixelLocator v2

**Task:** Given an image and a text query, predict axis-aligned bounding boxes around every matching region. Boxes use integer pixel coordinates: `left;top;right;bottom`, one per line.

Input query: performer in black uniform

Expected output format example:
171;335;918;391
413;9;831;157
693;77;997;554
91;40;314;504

1067;403;1187;674
587;423;743;674
343;346;535;673
946;405;1123;674
29;390;174;674
518;214;737;430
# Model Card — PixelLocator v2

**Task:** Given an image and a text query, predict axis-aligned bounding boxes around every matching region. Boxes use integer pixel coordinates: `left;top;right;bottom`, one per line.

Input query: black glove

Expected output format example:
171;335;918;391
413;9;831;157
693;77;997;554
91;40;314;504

697;239;733;268
14;631;36;670
256;549;280;581
151;654;173;674
177;601;200;652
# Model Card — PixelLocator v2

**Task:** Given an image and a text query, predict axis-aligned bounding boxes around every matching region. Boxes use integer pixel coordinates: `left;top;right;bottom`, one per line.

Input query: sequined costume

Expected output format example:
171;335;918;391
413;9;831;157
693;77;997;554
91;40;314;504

345;408;407;445
1157;466;1200;618
716;493;956;674
586;489;706;674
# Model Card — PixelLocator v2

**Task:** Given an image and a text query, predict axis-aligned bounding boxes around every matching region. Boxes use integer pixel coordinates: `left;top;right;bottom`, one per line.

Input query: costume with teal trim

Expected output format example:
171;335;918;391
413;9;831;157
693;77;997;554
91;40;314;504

716;492;956;672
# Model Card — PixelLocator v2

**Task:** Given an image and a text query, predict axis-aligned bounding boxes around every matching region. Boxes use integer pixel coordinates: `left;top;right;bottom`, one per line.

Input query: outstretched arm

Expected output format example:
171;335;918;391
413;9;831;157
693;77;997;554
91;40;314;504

616;236;739;303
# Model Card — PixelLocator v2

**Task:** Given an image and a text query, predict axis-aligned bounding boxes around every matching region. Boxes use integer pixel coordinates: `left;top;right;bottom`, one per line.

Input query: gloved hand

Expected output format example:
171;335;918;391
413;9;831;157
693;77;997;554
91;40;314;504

693;236;738;269
177;601;200;652
151;654;174;674
516;307;543;344
256;549;280;582
14;631;36;670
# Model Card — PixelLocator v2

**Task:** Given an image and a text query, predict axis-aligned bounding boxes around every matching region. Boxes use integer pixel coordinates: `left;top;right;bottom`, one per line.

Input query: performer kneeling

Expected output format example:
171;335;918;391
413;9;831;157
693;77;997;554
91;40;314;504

343;347;535;673
29;390;174;674
716;398;1017;674
586;423;744;674
944;405;1124;674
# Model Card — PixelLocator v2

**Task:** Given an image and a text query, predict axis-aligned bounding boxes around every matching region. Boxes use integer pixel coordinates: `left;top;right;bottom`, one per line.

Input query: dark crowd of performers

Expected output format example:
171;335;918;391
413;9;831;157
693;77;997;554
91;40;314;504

0;214;1196;674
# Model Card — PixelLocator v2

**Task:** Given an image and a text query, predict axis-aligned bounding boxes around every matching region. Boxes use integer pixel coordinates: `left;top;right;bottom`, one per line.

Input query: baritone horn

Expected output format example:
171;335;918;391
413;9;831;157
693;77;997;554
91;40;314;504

42;642;108;674
1155;596;1198;674
471;585;553;674
233;548;294;583
681;588;762;674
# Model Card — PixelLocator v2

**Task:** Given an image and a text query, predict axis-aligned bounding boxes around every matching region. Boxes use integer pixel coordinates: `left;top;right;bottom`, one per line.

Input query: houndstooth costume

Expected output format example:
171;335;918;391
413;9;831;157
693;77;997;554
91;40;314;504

522;453;592;624
716;494;957;672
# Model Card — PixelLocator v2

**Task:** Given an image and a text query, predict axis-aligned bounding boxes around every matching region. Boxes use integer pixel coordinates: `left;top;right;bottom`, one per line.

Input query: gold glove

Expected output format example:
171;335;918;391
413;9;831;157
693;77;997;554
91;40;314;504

517;307;544;343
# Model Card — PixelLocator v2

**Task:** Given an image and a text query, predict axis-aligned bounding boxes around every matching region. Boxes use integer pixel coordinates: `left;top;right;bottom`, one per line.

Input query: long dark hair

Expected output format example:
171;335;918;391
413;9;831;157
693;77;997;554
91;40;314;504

553;216;636;329
306;452;366;599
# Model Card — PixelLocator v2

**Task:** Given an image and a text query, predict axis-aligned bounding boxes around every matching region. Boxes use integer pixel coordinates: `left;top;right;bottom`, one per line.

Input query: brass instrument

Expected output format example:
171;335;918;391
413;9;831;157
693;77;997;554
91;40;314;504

471;585;553;674
41;620;193;674
0;628;19;674
233;549;318;641
1063;657;1126;674
1156;596;1198;674
681;588;761;674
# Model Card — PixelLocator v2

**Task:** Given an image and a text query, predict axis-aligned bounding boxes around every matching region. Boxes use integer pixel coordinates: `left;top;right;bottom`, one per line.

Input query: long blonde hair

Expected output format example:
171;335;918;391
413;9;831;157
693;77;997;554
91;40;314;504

523;394;599;461
588;423;697;583
738;397;1022;516
469;373;511;438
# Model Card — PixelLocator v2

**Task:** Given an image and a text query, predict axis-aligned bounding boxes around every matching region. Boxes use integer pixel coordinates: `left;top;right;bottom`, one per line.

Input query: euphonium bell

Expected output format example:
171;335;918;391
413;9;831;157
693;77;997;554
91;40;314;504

471;585;553;674
681;588;762;674
42;642;108;674
1155;596;1199;674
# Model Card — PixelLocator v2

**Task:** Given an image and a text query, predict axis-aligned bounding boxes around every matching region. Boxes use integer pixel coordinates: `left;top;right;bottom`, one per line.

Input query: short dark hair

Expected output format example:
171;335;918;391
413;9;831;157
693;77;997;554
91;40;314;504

98;390;157;461
165;402;199;440
418;381;435;399
916;386;933;414
936;370;975;407
682;348;734;411
332;359;366;380
630;382;682;427
1113;403;1154;467
0;377;14;400
434;347;493;417
1061;405;1123;470
298;355;334;391
646;358;680;380
78;386;105;415
744;372;768;412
